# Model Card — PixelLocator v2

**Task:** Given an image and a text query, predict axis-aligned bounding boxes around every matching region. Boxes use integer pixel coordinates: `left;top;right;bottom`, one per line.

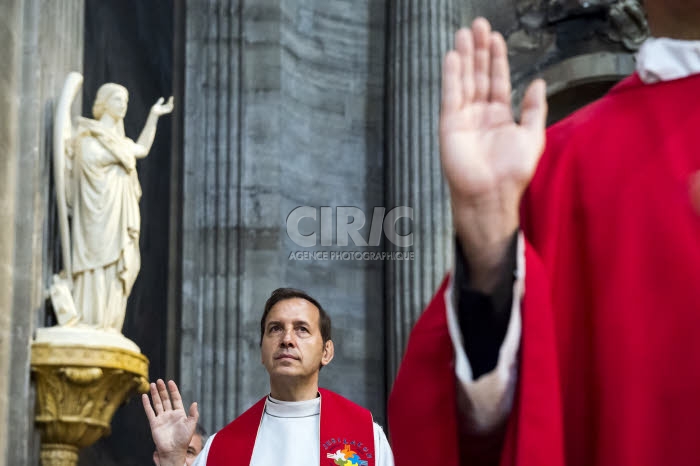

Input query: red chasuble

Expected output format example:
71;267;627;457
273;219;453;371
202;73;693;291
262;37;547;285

207;388;375;466
389;73;700;466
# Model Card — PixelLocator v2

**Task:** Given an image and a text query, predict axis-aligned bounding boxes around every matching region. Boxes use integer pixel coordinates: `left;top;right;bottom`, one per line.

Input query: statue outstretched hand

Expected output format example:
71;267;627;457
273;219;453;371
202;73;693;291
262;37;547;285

151;96;174;116
142;379;199;466
440;18;548;291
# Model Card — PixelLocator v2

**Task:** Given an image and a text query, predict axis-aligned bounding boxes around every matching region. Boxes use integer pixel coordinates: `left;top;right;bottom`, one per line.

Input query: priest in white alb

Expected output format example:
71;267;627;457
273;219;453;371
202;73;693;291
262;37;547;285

142;288;394;466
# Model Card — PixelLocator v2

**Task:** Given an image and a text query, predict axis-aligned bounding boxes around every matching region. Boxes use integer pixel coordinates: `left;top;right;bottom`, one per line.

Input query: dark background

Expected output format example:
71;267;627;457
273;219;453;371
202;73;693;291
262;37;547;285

79;1;174;464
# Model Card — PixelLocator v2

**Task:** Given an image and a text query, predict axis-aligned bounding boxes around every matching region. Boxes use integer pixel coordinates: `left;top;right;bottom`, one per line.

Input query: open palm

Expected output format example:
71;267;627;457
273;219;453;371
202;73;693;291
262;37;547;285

142;379;199;464
440;19;547;214
151;96;174;116
440;19;548;290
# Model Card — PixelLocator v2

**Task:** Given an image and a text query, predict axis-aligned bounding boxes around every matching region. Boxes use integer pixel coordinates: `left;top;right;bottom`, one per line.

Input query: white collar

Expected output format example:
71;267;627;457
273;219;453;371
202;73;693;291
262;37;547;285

636;37;700;83
264;395;320;418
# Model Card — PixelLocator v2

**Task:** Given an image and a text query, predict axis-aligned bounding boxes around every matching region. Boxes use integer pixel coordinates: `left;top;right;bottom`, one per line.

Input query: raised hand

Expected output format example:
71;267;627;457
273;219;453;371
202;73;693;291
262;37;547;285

142;379;199;466
151;96;174;116
440;18;547;291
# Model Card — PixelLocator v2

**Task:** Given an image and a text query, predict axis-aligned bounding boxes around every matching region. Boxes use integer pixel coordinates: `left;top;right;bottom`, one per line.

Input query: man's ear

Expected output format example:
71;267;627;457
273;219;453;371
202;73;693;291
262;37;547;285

153;450;160;466
321;340;334;367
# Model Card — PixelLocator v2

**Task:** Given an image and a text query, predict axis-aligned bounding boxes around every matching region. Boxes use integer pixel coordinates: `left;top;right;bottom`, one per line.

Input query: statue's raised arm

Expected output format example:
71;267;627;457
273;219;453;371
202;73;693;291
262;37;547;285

135;96;174;158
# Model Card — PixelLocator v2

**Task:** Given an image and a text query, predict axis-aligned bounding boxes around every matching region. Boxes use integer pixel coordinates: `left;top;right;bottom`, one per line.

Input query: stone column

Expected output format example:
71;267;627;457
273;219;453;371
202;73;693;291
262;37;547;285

385;0;460;382
0;0;84;464
180;0;244;431
177;0;388;431
0;2;22;463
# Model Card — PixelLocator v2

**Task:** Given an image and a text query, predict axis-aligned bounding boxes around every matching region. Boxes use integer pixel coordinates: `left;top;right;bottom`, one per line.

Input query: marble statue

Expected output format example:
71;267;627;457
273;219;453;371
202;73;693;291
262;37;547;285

50;72;173;333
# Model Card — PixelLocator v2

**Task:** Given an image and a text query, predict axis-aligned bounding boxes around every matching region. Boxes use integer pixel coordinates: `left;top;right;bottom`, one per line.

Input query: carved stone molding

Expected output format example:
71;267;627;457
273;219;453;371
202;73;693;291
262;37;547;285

605;0;648;51
540;51;635;96
505;0;647;121
515;0;648;49
31;338;149;466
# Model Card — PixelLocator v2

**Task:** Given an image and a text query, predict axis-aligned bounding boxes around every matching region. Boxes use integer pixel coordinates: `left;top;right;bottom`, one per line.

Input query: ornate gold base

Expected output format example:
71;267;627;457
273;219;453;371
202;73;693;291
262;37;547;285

31;332;149;466
40;444;79;466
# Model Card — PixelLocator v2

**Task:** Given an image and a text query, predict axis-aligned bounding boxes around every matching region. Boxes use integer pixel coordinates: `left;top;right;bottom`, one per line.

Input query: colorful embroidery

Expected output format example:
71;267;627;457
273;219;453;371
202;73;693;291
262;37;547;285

326;443;368;465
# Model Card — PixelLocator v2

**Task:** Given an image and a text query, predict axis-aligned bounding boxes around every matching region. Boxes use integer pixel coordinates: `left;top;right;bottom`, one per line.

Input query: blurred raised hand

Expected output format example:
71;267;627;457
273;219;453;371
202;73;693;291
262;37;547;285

440;18;548;291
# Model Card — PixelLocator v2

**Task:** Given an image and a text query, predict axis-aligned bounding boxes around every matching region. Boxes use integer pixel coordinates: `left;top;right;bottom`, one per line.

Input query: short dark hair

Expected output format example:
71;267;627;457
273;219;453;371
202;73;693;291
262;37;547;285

195;423;208;443
259;288;332;346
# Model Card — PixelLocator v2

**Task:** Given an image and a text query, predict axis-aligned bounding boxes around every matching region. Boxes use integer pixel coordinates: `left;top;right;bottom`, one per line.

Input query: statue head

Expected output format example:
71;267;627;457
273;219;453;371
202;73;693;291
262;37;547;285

92;83;129;121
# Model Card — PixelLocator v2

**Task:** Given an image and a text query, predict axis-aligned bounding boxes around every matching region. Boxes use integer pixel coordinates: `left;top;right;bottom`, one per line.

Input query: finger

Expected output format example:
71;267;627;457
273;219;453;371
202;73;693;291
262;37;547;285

156;379;173;411
442;51;463;115
168;380;185;411
150;382;164;414
156;97;164;105
472;17;492;101
489;32;511;106
188;402;199;423
142;393;156;424
186;402;200;438
455;28;474;104
167;96;174;105
521;79;548;136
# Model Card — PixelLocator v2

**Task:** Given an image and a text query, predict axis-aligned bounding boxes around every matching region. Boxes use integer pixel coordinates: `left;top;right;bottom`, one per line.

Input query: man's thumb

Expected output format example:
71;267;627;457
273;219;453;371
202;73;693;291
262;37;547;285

189;402;199;423
521;79;547;134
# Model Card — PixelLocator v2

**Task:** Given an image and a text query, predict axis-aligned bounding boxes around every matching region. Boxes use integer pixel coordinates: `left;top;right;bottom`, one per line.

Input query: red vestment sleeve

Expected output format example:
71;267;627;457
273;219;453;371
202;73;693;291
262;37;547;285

388;239;565;466
387;276;460;466
499;241;565;466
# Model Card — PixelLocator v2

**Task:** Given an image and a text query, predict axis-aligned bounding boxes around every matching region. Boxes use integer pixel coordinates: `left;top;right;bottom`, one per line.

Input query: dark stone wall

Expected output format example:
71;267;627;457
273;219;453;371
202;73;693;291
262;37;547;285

79;1;174;465
176;0;389;437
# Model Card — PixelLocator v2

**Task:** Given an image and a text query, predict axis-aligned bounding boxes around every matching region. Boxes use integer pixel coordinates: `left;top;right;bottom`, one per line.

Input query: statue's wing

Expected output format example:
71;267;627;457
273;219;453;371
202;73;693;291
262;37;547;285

53;72;83;285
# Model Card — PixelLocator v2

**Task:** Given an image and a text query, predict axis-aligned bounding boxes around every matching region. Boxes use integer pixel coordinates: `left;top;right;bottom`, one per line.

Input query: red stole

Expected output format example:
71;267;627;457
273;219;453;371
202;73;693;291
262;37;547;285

207;388;375;466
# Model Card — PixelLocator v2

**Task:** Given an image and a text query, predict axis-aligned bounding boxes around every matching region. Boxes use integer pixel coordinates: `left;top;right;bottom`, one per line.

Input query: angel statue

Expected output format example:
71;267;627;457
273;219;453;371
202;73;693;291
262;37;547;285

50;72;173;333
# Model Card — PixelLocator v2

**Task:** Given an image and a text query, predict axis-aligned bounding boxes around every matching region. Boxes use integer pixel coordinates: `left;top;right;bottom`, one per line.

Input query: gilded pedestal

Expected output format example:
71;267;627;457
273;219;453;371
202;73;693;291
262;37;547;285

31;328;149;466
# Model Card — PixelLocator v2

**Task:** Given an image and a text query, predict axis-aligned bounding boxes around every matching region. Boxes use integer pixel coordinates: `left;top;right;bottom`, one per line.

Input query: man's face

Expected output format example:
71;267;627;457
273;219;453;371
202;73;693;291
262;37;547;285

185;434;204;465
261;298;333;381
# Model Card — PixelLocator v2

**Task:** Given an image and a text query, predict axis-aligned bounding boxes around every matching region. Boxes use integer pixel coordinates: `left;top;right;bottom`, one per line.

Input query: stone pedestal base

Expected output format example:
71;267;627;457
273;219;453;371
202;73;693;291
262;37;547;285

31;328;149;466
